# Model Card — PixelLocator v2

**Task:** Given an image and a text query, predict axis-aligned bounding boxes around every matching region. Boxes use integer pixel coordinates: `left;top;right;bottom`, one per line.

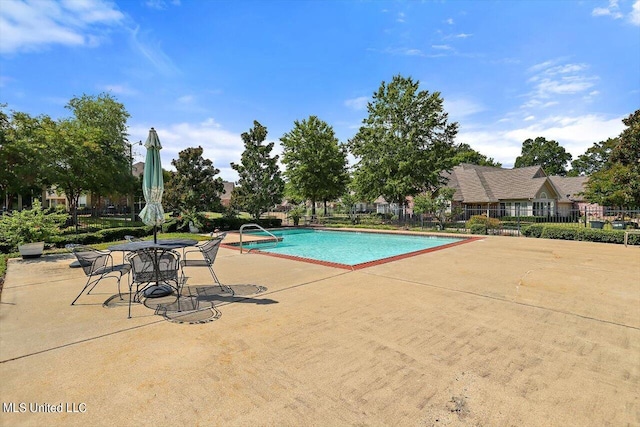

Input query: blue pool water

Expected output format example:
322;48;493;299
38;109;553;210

241;229;465;267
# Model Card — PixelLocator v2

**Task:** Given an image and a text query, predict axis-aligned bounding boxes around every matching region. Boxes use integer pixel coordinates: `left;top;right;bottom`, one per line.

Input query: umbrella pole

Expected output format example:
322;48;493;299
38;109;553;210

153;225;157;244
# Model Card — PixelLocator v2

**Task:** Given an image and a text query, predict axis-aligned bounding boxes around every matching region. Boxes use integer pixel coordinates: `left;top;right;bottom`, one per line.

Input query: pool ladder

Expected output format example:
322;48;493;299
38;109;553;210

238;223;280;253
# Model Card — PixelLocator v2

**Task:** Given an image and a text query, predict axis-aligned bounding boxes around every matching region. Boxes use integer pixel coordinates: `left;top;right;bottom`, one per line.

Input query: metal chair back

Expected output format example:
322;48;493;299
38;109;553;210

200;238;223;263
128;247;180;285
70;245;130;306
72;245;111;278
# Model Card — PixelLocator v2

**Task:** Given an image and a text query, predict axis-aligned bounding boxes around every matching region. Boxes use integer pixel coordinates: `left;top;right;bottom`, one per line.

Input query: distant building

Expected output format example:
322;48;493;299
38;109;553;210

443;163;593;217
132;161;145;178
220;181;235;207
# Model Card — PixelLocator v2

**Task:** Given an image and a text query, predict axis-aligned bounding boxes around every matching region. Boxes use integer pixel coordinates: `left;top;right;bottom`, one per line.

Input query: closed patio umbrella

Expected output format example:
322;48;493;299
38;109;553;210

139;127;165;243
138;128;170;298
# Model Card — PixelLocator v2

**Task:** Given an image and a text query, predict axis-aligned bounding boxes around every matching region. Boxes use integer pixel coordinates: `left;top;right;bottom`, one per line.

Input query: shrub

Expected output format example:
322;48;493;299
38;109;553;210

540;227;577;241
523;224;638;245
47;226;152;249
466;215;501;230
162;219;179;233
522;224;544;238
576;228;626;244
0;200;68;252
469;224;487;235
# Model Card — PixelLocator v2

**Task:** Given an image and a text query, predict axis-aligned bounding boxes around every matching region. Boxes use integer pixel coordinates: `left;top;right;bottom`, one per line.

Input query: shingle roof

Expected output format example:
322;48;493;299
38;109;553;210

548;176;589;202
445;164;561;203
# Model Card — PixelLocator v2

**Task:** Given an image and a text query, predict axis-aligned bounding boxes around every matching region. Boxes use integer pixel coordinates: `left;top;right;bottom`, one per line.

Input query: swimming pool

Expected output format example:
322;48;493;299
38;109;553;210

236;229;473;269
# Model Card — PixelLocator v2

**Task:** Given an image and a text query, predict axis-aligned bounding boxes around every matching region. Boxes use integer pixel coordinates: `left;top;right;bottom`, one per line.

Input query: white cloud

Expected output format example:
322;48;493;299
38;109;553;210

101;84;138;96
397;12;405;23
592;0;624;19
631;0;640;25
177;94;195;104
432;44;452;50
523;60;599;109
144;0;181;9
344;96;369;111
592;0;639;23
446;18;454;25
524;115;535;121
129;25;179;75
0;0;124;54
455;33;472;38
458;114;624;168
443;98;485;120
534;75;598;97
129;120;244;181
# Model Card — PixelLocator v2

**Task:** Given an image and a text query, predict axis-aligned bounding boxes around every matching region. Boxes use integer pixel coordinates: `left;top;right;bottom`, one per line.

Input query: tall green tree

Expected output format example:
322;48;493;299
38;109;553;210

584;110;640;208
452;143;501;167
280;115;349;216
569;138;617;176
231;121;284;220
39;118;104;214
0;108;48;207
170;146;224;213
514;136;572;176
348;75;458;214
65;93;132;198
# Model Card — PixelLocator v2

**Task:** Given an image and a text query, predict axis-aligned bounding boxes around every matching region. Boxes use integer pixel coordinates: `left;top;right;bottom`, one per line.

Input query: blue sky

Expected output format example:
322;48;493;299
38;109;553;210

1;0;639;182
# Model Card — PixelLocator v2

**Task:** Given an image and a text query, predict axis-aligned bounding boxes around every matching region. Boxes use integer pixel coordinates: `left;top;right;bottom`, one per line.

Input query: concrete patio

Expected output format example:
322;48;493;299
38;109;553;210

1;234;639;426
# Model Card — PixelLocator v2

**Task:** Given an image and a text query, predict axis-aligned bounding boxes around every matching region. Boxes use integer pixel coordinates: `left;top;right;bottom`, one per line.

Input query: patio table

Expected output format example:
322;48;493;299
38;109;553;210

108;238;198;252
109;239;197;297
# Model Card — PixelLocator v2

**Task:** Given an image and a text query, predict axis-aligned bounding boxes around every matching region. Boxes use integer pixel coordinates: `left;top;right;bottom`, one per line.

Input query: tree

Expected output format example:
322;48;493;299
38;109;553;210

514;137;572;176
584;110;640;208
339;191;359;225
280;115;349;216
65;93;133;200
39;118;105;215
0;108;48;207
1;95;131;214
348;75;458;216
452;143;502;167
569;138;617;176
412;187;456;230
170;146;224;214
231;121;284;220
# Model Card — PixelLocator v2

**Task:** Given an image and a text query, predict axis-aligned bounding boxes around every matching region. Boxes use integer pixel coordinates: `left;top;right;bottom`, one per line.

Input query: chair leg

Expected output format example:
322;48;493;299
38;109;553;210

128;281;136;319
71;277;98;305
207;265;232;294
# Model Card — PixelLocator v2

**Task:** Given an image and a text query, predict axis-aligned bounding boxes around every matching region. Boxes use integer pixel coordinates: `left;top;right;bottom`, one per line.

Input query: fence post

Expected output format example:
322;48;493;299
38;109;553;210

516;204;521;236
584;206;587;227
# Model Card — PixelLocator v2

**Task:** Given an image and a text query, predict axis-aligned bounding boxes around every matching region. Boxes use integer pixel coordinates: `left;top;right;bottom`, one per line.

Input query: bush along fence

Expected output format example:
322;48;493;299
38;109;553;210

522;224;640;245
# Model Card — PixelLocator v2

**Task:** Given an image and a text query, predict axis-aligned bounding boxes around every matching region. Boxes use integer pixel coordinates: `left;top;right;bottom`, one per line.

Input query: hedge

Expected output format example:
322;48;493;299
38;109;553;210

47;226;153;248
204;217;282;231
469;224;488;235
525;224;639;245
522;224;544;238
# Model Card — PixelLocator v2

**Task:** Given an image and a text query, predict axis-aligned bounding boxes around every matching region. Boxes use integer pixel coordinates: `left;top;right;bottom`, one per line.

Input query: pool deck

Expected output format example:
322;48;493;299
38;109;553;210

1;232;639;426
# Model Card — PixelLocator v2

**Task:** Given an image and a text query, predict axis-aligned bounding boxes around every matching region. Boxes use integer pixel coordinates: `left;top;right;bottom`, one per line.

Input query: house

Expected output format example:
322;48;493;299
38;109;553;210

443;163;590;218
220;181;235;207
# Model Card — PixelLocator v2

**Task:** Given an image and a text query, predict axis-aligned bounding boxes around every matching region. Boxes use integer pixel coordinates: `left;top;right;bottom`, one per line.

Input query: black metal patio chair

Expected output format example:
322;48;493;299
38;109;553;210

70;245;131;305
180;235;230;294
127;247;182;318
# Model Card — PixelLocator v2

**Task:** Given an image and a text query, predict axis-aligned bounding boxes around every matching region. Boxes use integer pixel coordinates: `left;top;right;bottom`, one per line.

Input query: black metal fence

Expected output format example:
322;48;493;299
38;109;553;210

308;207;640;236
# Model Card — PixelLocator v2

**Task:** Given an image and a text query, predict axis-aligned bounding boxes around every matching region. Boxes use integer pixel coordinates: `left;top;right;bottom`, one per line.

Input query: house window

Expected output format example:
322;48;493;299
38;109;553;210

499;203;506;217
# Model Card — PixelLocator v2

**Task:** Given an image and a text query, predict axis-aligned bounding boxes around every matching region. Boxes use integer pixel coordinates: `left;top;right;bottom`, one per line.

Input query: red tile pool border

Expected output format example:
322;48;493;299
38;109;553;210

222;233;482;270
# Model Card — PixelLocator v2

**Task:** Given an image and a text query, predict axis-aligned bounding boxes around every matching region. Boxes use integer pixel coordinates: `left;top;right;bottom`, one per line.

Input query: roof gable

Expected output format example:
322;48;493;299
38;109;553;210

446;164;561;202
548;176;589;201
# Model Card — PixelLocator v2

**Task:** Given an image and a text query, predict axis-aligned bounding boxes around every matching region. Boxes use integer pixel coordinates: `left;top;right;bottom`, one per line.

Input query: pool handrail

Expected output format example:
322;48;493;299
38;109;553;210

238;223;280;253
